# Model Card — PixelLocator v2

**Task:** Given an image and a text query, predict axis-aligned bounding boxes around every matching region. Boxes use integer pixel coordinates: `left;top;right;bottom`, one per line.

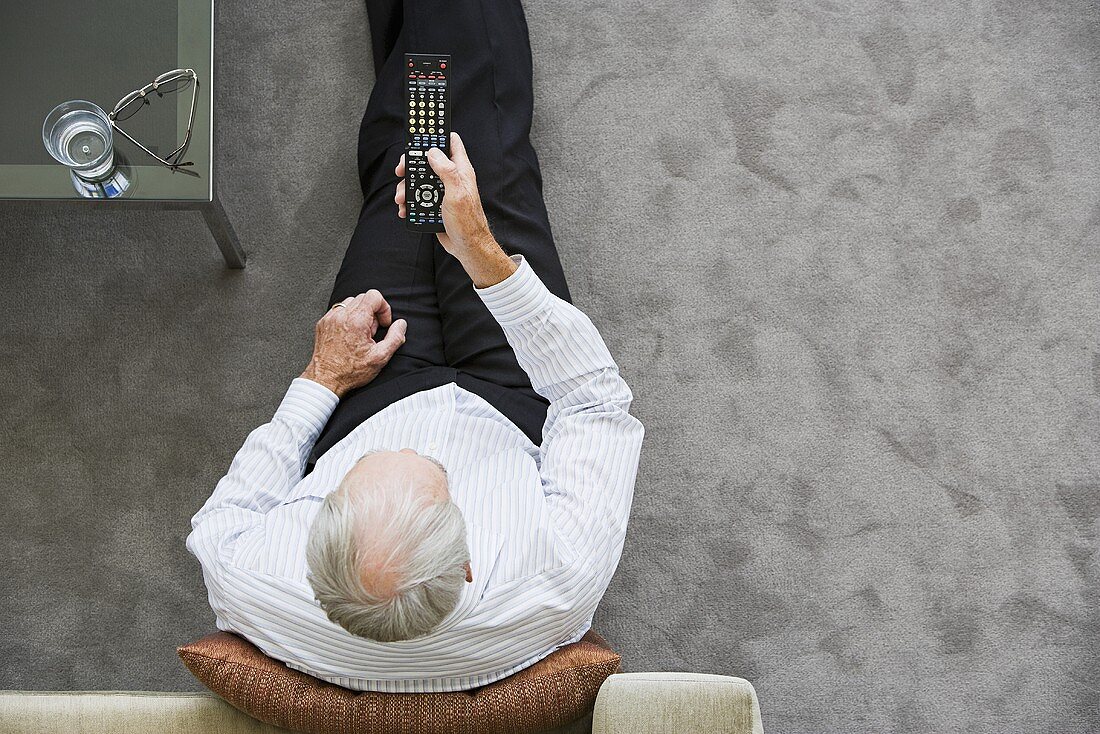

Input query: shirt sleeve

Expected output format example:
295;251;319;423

185;377;339;578
475;254;645;582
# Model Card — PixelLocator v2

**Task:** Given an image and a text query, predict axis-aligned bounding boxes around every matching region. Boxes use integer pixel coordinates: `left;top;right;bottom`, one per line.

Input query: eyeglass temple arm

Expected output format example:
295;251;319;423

110;122;194;169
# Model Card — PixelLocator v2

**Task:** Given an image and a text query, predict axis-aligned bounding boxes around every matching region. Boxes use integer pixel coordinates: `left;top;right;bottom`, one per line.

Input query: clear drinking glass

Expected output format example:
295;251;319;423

42;100;116;180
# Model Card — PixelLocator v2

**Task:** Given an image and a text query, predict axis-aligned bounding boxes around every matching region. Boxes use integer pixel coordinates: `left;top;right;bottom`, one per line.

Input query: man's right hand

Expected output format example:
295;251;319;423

394;132;518;288
394;132;496;258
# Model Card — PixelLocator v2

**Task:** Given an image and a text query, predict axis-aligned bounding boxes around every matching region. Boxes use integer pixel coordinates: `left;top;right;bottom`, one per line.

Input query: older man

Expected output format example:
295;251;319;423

186;0;644;692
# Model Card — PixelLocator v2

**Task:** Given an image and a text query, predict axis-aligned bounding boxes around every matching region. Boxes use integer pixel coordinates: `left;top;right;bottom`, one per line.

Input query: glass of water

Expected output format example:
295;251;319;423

42;100;116;181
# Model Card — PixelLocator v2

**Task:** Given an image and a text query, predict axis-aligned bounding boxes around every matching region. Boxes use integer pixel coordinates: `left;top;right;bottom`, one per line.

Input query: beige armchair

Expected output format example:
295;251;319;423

0;673;764;734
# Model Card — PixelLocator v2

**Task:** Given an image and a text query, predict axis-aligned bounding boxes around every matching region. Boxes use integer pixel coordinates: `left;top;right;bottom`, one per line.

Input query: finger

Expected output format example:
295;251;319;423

426;147;459;185
394;153;405;177
323;297;352;326
351;292;387;335
376;318;407;360
398;202;406;219
347;292;375;332
372;291;393;327
350;292;371;313
356;289;392;329
449;132;471;170
395;178;406;207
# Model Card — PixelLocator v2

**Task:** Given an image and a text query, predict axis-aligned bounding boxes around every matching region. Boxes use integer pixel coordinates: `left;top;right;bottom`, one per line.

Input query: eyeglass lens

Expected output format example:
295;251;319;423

114;94;147;122
115;74;193;122
154;72;193;95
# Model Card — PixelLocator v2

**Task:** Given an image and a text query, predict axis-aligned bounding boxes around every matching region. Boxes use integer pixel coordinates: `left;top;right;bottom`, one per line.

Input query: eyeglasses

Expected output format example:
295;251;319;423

108;68;198;171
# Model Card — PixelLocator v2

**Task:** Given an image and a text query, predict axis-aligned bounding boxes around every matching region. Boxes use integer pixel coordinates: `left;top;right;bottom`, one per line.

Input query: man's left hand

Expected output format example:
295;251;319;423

300;290;407;399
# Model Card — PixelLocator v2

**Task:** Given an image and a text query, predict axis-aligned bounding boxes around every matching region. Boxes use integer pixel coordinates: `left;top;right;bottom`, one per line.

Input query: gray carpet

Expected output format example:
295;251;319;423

1;1;1098;732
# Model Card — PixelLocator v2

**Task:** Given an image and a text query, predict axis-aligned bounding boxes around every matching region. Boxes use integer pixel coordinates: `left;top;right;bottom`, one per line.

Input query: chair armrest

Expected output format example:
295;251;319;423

0;691;291;734
591;673;764;734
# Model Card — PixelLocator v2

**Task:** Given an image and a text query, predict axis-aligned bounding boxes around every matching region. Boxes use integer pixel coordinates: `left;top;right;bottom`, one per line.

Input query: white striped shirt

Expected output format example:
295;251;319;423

186;254;645;692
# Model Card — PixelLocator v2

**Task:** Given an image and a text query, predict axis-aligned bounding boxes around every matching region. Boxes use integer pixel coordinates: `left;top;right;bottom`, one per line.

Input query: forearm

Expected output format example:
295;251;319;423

194;378;338;523
455;236;518;288
475;253;624;405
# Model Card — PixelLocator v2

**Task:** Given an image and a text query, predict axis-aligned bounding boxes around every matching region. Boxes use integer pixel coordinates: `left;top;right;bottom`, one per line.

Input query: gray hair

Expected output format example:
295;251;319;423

305;460;469;642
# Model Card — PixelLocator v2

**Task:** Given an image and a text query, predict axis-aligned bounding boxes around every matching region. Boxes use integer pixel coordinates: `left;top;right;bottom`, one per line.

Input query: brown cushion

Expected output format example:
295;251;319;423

177;630;621;734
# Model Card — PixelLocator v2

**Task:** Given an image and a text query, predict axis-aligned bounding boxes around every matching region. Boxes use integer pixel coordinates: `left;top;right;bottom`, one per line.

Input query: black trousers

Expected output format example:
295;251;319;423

307;0;572;468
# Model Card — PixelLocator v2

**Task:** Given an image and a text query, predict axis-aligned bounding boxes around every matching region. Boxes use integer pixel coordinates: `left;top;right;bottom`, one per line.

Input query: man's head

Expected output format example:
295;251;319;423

305;448;472;642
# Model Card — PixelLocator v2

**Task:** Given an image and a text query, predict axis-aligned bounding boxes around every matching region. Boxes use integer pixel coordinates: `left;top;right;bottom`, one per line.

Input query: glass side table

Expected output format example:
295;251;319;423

0;0;244;268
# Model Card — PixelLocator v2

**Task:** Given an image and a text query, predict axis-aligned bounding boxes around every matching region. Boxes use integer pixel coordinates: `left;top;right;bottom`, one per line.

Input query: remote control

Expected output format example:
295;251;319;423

404;53;451;232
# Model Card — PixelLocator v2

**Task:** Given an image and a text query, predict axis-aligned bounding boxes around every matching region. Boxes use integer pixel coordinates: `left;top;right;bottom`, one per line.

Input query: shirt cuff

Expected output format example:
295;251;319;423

274;378;340;436
474;254;555;327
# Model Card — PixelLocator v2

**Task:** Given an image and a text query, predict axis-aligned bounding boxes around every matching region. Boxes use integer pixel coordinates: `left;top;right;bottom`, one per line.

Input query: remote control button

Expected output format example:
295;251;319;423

440;62;446;69
418;185;437;203
408;126;415;133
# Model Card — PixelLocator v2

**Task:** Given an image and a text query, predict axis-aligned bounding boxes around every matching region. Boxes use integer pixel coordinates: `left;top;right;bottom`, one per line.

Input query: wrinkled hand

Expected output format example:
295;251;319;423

394;132;496;258
300;290;407;398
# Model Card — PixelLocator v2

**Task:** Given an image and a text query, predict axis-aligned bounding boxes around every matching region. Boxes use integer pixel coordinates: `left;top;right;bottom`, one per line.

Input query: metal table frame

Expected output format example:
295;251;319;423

0;0;245;269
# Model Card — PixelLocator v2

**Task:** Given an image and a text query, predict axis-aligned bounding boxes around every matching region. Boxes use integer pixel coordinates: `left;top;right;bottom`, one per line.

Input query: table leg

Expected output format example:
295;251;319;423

201;195;246;268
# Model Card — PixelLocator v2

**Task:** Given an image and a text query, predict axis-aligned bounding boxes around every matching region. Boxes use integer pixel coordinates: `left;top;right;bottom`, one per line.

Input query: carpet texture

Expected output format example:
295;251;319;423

1;1;1098;733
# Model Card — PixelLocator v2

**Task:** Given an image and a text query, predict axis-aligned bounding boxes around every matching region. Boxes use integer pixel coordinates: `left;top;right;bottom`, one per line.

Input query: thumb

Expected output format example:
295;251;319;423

426;147;459;184
377;318;407;358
